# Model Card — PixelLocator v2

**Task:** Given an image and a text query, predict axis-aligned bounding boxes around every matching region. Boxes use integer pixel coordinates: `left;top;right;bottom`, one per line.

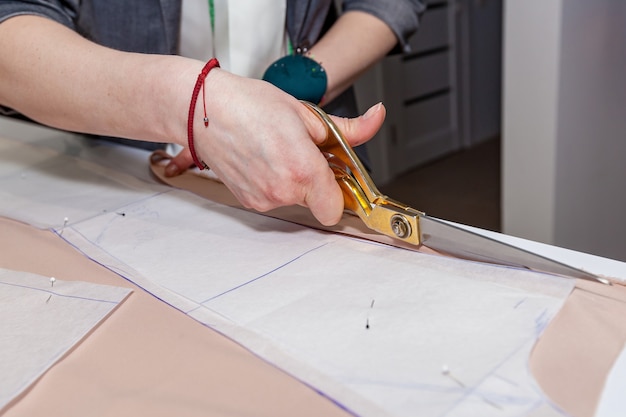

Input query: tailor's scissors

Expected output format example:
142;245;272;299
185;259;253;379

303;101;609;285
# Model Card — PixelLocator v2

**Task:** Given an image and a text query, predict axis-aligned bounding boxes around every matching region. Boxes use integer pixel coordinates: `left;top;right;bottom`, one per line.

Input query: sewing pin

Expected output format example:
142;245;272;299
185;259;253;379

46;294;52;303
441;364;465;387
365;299;375;329
50;277;56;288
60;217;69;235
442;364;502;409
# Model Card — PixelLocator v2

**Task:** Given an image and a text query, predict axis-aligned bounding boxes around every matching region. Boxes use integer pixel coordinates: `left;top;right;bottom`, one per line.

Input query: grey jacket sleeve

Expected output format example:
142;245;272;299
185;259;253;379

0;0;78;28
287;0;425;56
0;1;76;117
343;0;426;53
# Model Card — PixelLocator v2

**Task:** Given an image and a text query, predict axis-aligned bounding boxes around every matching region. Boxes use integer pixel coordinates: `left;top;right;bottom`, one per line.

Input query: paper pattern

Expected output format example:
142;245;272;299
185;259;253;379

0;269;131;411
64;190;575;417
0;128;611;417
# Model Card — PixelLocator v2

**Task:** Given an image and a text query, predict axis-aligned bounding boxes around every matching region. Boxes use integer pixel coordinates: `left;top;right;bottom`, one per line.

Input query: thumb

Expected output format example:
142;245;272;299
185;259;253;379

329;102;386;148
164;147;196;177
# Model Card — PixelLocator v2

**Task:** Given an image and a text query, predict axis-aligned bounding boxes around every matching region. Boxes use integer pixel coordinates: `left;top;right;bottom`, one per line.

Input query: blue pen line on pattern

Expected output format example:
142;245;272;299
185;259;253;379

0;280;121;304
200;242;330;304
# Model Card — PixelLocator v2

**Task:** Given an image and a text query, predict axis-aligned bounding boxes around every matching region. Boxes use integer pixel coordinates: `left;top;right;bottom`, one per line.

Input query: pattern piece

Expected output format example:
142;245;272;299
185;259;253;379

0;269;131;411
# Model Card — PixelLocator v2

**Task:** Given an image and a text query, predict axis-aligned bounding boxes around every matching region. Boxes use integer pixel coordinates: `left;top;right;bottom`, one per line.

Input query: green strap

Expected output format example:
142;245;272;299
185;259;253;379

208;0;215;34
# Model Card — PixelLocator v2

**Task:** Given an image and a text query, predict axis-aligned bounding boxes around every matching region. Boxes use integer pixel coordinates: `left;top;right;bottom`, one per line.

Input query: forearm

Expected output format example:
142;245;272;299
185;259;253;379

0;14;388;226
0;15;200;145
309;11;397;104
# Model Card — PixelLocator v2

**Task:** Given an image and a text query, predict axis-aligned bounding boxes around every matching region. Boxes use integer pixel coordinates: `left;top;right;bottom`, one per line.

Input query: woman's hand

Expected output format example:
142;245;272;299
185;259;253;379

165;70;386;226
0;16;386;227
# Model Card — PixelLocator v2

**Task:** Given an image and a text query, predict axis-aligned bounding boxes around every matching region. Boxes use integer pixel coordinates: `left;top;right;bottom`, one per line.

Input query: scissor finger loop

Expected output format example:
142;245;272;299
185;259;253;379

302;101;424;245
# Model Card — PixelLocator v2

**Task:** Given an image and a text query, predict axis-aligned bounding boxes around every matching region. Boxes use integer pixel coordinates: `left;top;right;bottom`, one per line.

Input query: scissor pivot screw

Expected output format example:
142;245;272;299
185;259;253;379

390;215;411;239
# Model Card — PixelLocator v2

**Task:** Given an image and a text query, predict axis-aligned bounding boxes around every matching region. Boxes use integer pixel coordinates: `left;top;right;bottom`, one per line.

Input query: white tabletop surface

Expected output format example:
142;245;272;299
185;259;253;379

2;115;625;416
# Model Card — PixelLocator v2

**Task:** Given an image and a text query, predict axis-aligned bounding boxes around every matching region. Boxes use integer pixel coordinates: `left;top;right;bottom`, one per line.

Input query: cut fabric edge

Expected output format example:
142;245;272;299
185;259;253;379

149;151;626;417
0;271;132;414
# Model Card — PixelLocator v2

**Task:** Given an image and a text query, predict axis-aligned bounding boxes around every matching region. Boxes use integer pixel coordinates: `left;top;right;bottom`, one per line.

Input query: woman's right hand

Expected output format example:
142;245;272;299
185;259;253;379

168;69;386;226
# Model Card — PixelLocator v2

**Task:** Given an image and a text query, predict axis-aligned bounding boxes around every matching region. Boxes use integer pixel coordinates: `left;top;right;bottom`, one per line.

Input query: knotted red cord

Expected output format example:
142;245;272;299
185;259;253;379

187;58;220;170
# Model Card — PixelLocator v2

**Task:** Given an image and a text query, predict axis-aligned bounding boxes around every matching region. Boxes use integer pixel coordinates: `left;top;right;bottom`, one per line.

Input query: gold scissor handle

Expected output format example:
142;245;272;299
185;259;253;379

303;101;424;245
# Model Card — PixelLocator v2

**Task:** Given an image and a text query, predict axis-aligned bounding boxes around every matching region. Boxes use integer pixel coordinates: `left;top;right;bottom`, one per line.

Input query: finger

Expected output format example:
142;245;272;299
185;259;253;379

164;147;195;177
150;149;172;164
297;102;330;144
303;161;345;226
330;102;386;147
298;101;386;148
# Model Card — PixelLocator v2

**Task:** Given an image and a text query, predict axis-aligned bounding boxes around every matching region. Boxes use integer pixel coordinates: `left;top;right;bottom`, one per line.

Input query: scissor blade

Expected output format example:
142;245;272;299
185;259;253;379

419;215;608;284
301;101;608;284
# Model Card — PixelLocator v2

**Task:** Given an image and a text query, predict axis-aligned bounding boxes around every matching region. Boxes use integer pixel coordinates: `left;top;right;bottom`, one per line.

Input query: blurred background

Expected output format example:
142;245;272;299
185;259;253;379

357;0;626;262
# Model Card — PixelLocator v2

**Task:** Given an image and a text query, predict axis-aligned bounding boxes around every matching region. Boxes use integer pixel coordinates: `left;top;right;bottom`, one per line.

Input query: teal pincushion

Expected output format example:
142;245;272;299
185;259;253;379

262;54;327;104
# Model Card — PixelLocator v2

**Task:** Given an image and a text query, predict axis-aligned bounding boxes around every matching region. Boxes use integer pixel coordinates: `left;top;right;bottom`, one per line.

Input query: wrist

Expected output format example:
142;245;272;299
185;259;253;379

187;58;221;169
146;56;208;146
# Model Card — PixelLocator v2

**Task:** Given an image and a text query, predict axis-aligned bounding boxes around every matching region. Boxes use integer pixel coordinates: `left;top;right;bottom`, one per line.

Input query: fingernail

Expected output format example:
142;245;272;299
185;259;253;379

363;102;382;119
165;162;180;177
150;150;169;164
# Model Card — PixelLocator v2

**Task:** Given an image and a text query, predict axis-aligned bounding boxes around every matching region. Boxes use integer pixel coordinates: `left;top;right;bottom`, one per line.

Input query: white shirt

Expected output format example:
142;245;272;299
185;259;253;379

180;0;287;79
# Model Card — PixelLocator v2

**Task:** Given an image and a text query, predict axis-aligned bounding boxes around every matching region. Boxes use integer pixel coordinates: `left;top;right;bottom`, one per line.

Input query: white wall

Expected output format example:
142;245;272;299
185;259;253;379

503;1;626;261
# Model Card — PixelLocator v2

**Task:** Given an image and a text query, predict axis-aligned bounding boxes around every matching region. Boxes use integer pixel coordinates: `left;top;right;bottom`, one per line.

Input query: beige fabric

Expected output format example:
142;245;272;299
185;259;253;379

0;217;350;417
530;280;626;417
148;155;626;417
2;149;623;416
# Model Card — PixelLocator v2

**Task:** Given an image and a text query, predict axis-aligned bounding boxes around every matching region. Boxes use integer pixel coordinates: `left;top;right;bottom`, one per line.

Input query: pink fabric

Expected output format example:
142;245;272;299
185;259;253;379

0;217;350;417
149;156;626;417
3;156;623;416
530;280;626;417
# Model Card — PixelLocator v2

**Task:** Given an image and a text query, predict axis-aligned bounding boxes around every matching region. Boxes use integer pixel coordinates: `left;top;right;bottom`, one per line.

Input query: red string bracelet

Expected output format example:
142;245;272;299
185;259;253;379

188;58;220;170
